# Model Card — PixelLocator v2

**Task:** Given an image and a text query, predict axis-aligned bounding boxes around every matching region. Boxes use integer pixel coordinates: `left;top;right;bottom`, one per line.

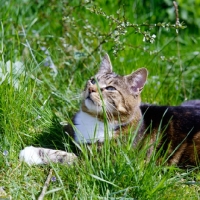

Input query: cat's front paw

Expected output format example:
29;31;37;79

19;146;44;166
19;146;78;165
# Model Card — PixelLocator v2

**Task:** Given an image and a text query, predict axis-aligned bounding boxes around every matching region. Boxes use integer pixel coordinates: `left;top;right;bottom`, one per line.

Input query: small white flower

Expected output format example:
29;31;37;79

160;56;165;60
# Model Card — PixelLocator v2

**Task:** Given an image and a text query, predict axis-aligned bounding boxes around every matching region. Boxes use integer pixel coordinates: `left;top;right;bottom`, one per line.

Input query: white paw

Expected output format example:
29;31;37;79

19;146;44;166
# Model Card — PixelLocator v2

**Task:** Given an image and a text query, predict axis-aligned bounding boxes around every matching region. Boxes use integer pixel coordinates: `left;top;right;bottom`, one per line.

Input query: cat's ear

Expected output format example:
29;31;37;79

98;53;112;74
125;68;148;95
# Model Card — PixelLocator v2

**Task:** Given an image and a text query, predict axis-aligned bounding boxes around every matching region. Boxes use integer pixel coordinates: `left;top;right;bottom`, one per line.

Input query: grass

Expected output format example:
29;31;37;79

0;0;200;199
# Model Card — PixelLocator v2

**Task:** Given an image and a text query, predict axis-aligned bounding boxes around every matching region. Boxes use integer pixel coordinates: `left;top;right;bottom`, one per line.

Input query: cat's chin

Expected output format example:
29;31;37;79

84;98;102;114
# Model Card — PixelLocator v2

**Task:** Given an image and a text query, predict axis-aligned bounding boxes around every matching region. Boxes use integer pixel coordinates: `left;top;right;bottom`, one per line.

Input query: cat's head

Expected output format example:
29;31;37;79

81;54;147;124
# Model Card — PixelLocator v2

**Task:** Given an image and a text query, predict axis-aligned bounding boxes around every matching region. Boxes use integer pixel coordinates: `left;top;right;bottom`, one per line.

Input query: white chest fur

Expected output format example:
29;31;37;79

73;111;114;143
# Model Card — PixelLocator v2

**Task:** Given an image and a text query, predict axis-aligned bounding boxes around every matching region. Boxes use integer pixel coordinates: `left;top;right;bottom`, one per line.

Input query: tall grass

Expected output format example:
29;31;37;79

0;0;200;199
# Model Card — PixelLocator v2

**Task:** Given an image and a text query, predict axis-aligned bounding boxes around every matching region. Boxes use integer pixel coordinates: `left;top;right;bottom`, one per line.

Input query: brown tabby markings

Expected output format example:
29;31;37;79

20;54;200;167
139;104;200;167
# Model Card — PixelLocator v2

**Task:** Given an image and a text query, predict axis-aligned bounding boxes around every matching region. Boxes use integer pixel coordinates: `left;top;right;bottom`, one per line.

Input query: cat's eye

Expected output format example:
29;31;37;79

90;78;96;84
105;86;116;91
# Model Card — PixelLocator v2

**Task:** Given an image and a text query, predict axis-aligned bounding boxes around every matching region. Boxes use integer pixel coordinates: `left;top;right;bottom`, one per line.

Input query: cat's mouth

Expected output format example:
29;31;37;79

86;95;97;106
85;94;101;107
86;95;93;102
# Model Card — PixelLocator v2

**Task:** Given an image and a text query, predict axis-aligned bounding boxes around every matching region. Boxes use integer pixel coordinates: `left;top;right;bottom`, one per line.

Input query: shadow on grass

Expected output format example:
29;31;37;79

33;115;78;154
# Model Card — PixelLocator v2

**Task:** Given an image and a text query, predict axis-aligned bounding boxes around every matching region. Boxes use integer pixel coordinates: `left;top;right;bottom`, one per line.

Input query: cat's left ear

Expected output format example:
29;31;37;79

125;68;148;95
98;53;112;74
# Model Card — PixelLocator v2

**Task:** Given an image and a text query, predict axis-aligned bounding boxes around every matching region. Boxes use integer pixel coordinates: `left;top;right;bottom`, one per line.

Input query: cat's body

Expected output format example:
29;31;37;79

139;104;200;166
20;54;200;167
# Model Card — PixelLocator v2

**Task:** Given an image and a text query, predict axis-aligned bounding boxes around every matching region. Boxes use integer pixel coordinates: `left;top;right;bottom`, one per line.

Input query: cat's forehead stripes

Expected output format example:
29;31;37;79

95;73;122;86
96;72;118;80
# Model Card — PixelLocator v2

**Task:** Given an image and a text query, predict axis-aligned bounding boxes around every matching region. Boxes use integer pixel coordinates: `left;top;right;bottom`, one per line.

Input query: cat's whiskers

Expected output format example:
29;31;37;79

105;110;114;123
104;101;119;122
96;101;113;123
105;101;119;115
106;101;118;112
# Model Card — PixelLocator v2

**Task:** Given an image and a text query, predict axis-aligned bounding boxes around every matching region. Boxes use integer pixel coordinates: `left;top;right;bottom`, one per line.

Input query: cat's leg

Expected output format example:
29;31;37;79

19;146;77;166
167;142;187;165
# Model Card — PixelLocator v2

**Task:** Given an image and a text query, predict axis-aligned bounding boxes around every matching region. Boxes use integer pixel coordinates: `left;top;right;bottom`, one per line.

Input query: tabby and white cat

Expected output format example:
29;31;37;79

20;54;200;167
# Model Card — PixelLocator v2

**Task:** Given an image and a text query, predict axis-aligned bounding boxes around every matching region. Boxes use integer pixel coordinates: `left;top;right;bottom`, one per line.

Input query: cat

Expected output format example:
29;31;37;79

19;54;200;167
181;100;200;107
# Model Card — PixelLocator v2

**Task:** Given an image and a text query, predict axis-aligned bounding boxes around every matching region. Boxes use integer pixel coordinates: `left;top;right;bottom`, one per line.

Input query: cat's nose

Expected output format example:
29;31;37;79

89;86;97;93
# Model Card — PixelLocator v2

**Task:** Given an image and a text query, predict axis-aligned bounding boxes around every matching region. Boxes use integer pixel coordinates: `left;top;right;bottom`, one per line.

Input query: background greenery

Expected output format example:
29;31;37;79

0;0;200;199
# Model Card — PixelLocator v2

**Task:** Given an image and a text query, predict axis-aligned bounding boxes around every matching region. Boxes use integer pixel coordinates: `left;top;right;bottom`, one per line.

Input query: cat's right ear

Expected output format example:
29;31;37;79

125;68;148;96
98;53;112;74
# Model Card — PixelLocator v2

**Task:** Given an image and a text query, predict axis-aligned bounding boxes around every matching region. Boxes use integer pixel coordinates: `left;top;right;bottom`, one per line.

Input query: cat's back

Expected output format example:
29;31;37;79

140;104;200;135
